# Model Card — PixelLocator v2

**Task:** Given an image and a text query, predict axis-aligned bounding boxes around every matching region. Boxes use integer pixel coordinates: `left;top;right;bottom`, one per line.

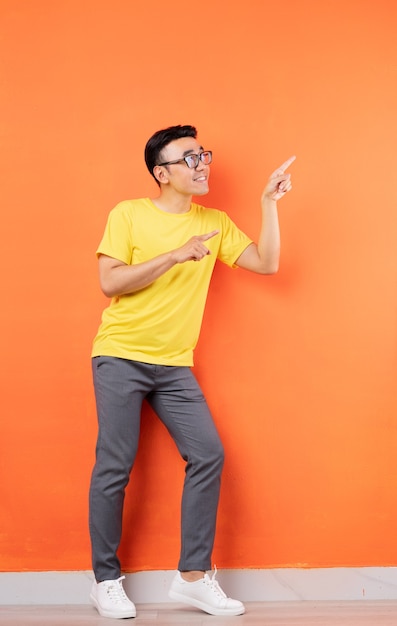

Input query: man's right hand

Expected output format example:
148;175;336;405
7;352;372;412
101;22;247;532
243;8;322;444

172;230;219;263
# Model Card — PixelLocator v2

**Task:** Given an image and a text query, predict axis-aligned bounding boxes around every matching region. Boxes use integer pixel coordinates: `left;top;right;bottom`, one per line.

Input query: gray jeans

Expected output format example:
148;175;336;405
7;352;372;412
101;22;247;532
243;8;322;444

89;356;225;582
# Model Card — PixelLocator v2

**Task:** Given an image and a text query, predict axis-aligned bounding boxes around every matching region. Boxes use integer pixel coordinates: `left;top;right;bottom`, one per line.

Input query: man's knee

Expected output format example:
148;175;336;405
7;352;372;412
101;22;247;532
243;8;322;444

194;437;224;474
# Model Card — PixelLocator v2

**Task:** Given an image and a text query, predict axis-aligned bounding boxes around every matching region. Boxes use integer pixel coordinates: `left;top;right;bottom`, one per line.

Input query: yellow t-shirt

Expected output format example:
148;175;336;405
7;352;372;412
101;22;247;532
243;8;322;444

92;198;252;366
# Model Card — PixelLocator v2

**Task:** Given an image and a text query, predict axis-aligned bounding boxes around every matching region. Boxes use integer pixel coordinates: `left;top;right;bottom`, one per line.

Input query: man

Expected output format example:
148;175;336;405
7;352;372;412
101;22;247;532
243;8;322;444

89;124;295;619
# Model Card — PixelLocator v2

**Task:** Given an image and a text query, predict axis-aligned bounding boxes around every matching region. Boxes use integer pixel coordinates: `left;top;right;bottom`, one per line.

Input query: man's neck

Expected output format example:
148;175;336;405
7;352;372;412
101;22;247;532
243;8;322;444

151;188;192;214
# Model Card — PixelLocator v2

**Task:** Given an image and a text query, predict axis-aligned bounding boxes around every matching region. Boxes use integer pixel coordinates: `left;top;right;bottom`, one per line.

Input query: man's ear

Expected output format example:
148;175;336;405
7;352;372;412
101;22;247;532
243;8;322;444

153;165;169;185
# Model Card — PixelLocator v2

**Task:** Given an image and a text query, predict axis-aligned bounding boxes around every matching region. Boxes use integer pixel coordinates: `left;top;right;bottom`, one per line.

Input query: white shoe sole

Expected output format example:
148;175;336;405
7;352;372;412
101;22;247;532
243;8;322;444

168;589;245;616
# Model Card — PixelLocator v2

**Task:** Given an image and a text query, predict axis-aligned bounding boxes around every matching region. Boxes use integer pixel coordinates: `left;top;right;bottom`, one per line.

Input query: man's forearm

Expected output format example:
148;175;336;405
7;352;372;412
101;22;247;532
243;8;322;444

257;197;281;273
99;252;177;298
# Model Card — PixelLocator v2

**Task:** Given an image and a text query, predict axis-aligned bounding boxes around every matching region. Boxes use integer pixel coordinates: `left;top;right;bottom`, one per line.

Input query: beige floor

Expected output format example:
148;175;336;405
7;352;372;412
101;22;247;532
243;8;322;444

1;601;397;625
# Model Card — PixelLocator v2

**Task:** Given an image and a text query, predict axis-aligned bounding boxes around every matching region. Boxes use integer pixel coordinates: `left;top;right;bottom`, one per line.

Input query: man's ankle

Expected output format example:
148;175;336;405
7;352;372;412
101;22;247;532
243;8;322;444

180;570;205;582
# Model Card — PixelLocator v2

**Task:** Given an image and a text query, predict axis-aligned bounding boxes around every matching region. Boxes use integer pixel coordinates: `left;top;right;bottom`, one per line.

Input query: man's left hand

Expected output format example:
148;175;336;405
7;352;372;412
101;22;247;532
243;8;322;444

262;155;296;202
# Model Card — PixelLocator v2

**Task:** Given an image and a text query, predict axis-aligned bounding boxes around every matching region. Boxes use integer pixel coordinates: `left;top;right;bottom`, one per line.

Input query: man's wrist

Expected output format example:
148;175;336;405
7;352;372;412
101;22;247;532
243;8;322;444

261;194;277;208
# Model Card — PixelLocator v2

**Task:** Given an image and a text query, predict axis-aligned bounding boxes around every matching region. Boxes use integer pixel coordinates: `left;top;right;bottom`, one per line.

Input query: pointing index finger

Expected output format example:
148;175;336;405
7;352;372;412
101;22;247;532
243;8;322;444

277;155;296;173
200;230;220;241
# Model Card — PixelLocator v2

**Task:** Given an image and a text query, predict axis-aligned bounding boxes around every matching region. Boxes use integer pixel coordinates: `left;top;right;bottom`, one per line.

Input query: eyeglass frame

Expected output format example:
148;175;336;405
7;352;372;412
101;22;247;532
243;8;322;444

157;150;212;169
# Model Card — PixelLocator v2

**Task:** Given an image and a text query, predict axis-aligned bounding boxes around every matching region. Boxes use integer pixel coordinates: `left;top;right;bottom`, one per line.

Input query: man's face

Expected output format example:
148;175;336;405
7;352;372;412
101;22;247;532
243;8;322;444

156;137;211;196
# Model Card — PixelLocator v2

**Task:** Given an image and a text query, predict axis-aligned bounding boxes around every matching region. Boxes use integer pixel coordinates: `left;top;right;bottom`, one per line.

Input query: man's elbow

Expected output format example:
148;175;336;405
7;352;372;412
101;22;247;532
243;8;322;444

100;278;117;298
260;262;279;275
258;254;280;275
101;287;115;299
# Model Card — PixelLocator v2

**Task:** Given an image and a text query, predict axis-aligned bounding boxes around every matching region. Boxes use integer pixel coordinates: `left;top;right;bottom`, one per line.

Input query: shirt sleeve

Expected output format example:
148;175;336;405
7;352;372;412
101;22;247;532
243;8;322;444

96;202;134;264
217;211;253;268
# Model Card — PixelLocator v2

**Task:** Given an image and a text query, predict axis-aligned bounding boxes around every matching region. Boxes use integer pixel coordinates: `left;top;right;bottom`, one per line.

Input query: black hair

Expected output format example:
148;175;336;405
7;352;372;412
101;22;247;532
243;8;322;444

144;124;197;186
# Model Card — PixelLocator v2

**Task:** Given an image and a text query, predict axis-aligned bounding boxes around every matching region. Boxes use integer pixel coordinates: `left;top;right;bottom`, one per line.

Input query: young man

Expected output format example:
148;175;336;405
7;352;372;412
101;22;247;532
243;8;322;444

89;125;295;619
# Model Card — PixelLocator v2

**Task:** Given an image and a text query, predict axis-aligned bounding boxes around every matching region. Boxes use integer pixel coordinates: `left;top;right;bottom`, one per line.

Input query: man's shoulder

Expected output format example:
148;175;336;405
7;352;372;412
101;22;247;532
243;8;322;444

111;198;149;213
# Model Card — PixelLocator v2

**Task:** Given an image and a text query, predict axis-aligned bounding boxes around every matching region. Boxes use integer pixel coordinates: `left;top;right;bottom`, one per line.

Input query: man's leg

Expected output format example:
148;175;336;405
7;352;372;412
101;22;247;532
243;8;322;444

147;366;245;616
89;356;150;582
147;366;224;573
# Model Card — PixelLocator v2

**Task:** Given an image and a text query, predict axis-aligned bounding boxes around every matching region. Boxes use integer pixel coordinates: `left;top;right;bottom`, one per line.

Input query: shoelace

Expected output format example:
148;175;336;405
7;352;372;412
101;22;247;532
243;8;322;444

106;576;129;604
203;566;227;599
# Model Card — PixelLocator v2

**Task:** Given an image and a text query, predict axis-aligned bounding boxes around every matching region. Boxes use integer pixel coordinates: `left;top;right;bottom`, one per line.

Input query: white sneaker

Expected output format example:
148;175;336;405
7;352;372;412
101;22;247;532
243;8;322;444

90;575;136;619
168;568;245;616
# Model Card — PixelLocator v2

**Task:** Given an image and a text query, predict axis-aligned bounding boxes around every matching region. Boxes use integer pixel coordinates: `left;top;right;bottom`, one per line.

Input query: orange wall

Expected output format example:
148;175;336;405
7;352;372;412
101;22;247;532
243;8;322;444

1;0;397;572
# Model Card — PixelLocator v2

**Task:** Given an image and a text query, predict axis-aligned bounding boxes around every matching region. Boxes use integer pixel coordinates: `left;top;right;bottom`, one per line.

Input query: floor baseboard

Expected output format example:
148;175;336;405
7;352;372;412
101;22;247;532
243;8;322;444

1;567;397;605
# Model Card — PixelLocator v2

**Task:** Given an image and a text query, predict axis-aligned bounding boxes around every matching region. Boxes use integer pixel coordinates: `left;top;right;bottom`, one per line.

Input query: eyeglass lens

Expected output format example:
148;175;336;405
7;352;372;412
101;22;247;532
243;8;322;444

185;151;212;168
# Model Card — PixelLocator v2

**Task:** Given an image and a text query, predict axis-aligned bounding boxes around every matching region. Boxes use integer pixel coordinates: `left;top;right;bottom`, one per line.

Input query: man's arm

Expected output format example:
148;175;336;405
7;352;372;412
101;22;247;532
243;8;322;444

236;156;295;274
98;230;219;298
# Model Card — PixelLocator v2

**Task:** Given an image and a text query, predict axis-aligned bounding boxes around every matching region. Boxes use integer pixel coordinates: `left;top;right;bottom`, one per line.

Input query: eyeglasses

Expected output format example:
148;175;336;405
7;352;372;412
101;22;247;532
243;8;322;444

157;150;212;169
